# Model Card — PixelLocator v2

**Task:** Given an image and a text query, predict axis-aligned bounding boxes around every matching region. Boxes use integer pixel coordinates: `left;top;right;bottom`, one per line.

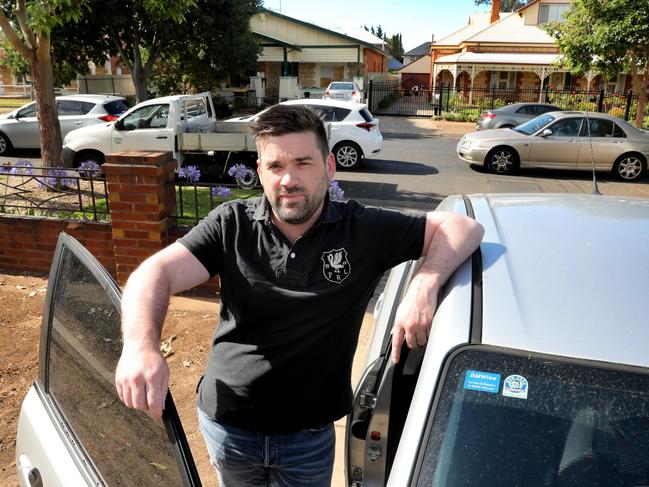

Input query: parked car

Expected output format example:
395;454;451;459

457;111;649;181
0;95;128;154
475;102;560;130
323;81;363;103
346;193;649;487
227;99;383;170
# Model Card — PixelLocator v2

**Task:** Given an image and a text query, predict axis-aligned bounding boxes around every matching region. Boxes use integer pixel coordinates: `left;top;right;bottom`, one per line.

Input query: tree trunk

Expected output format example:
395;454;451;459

133;62;149;103
635;61;649;128
31;36;62;168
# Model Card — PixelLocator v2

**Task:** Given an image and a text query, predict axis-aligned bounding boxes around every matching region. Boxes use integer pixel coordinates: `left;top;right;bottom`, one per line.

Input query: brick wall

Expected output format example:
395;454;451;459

0;216;115;274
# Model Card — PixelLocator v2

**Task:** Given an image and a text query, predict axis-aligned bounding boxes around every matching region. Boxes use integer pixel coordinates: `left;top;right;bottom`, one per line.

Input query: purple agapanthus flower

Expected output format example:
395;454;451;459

0;165;10;175
328;180;344;201
10;160;32;176
79;160;101;178
178;165;201;183
45;167;75;189
211;186;232;198
227;164;250;180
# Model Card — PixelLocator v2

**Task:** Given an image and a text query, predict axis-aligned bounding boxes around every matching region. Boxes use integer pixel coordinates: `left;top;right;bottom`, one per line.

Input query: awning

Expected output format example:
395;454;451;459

435;52;560;65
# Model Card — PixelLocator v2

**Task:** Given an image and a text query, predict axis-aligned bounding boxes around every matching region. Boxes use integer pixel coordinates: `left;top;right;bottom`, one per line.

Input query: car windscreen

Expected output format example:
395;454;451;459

331;83;354;90
104;99;129;115
515;113;554;135
415;348;649;487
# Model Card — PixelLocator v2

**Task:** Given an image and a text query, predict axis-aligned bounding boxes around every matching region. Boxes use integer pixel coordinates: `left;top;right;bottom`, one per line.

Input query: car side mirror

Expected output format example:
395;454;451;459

540;128;553;137
114;119;124;130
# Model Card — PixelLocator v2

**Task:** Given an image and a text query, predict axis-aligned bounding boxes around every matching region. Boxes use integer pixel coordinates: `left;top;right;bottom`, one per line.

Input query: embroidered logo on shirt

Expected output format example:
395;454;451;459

321;248;351;283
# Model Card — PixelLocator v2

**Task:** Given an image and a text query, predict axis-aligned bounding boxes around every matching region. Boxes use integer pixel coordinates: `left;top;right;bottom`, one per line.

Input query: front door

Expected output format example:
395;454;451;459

528;117;585;167
112;103;175;153
14;233;201;487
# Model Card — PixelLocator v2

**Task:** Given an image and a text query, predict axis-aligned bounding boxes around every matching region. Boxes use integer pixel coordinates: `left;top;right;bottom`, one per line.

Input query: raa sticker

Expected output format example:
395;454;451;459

502;374;529;399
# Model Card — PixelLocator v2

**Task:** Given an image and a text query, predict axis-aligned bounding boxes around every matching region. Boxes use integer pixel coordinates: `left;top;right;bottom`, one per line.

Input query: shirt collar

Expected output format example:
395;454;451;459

252;192;343;225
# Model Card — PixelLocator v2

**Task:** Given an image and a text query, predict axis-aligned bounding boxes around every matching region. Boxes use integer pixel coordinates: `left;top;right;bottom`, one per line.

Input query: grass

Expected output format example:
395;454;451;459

0;97;30;109
175;185;261;224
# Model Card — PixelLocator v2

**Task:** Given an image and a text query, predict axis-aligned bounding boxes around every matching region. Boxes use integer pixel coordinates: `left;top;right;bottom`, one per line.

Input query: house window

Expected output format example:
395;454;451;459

539;3;570;24
491;71;516;89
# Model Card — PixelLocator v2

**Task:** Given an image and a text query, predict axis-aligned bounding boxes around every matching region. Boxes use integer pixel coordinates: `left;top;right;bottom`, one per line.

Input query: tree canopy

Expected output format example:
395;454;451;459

545;0;649;127
474;0;529;12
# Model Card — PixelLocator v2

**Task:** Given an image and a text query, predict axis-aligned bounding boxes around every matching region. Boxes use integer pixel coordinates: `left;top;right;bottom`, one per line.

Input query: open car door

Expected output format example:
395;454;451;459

15;233;201;487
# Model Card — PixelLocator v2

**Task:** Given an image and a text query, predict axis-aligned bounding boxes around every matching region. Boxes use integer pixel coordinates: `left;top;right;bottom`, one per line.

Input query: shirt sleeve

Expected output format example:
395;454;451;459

176;205;227;278
354;203;427;272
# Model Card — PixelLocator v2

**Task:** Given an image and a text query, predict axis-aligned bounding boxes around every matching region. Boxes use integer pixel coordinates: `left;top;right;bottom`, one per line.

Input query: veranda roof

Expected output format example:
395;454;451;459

435;52;560;66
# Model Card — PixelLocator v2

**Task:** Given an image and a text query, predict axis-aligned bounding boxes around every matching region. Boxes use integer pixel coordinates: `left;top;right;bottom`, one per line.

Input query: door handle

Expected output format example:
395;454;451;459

18;455;43;487
156;136;168;139
73;121;84;124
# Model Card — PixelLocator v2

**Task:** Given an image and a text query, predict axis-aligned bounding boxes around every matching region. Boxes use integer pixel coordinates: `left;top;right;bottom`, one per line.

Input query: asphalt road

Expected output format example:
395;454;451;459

335;117;649;213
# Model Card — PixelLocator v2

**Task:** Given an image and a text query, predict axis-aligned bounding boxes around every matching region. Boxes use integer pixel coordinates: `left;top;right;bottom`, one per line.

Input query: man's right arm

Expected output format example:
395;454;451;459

115;242;211;419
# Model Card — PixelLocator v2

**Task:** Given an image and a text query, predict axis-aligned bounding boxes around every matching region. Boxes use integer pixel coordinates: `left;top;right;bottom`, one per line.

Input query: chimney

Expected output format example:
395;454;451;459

490;0;501;23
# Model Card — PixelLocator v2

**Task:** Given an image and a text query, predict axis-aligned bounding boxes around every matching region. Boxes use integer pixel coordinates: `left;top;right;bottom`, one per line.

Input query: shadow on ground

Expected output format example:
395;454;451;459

341;179;444;211
352;158;438;176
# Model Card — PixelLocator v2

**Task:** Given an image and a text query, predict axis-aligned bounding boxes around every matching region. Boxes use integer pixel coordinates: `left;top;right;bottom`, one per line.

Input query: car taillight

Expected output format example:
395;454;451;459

324;90;329;96
99;114;118;122
356;122;376;131
352;90;357;96
482;112;496;119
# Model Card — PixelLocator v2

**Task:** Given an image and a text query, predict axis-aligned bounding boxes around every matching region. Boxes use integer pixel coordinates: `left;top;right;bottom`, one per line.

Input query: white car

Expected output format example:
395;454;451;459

0;94;128;155
228;99;383;170
323;81;363;103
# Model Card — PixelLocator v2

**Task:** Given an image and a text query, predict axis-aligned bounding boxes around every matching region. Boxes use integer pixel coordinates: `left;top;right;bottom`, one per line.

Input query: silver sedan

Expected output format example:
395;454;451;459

457;111;649;181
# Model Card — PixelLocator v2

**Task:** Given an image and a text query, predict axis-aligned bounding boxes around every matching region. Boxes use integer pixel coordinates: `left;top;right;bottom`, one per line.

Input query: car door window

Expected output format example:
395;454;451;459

17;103;37;118
580;119;627;138
57;100;85;116
536;105;558;115
122;104;170;130
549;118;584;137
515;106;535;115
43;234;198;486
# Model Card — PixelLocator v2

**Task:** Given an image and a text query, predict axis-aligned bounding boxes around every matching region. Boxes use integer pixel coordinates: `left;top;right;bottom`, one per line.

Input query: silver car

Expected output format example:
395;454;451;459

324;81;363;103
475;102;560;130
458;111;649;181
346;193;649;486
0;94;128;154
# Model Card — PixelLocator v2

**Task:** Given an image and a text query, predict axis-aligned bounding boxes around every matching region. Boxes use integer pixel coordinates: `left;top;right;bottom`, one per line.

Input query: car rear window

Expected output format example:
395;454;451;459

103;100;129;115
330;83;354;90
415;348;649;487
359;108;374;122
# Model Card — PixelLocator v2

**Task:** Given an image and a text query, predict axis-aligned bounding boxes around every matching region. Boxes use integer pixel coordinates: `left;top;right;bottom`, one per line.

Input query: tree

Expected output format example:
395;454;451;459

150;0;261;96
474;0;529;12
387;33;404;63
545;0;649;127
0;1;88;167
85;0;196;102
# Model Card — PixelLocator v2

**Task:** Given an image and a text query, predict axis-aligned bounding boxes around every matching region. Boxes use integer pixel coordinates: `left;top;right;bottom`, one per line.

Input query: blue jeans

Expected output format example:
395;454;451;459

197;408;335;487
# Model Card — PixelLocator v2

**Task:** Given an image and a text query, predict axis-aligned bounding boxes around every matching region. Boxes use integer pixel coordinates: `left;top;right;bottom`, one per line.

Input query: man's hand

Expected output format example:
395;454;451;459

391;274;439;364
115;345;169;420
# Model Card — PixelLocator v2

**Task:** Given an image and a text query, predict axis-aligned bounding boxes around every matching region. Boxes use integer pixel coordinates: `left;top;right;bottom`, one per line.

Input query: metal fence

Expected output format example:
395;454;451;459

175;181;262;226
369;79;644;124
0;163;109;221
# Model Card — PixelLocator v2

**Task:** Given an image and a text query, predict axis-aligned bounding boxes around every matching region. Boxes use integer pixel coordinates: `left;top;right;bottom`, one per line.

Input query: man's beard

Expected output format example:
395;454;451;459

269;182;327;225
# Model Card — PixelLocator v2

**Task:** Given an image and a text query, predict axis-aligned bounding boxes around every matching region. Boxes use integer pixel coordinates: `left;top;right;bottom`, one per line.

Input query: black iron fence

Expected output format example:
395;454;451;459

175;181;262;226
369;79;646;125
0;162;109;221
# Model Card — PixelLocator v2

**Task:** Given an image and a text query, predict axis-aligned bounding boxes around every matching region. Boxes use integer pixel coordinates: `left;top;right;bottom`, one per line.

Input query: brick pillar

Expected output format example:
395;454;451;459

102;151;176;285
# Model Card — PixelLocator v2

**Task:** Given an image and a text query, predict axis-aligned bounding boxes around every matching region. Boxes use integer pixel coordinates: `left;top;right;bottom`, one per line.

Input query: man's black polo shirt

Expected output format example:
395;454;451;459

178;195;426;433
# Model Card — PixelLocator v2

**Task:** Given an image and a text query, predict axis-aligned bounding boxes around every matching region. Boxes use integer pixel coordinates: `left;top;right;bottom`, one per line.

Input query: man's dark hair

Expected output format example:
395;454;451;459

250;104;330;162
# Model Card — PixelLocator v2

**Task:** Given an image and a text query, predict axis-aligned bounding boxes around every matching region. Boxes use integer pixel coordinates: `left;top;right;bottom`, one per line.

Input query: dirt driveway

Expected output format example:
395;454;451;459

0;270;374;486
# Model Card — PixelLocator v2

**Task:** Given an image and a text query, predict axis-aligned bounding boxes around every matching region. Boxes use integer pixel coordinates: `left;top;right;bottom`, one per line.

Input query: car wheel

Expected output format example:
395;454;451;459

235;166;259;188
75;151;105;167
0;132;13;155
334;142;362;170
486;147;518;174
614;154;645;181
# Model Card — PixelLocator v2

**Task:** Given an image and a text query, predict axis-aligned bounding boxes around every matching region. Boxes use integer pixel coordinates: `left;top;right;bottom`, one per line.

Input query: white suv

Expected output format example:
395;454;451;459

228;99;383;170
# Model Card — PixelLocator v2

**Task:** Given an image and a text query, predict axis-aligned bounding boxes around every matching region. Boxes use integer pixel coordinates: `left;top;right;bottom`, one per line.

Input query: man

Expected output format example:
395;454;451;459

115;104;483;486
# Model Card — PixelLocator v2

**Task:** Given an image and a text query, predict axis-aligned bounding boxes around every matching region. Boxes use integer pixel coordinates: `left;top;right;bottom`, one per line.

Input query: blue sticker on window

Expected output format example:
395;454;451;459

463;370;501;393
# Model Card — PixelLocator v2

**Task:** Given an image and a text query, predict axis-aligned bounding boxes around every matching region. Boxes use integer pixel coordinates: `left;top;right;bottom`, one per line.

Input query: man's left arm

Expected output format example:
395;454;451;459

391;211;484;363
